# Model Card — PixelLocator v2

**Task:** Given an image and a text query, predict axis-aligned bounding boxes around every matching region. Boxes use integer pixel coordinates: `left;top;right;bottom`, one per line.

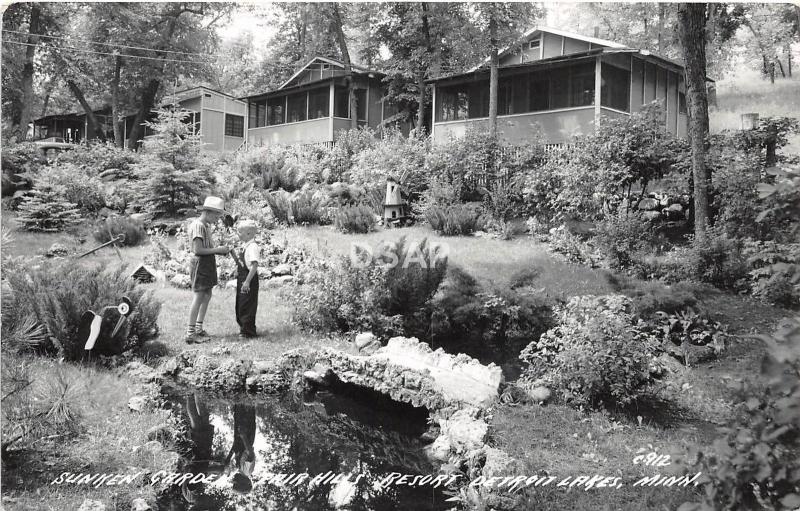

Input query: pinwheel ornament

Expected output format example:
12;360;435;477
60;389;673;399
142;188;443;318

78;297;134;352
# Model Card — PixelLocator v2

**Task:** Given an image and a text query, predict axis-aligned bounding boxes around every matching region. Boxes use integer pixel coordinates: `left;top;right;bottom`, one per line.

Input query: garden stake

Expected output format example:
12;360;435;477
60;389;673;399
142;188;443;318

106;223;124;261
76;234;126;259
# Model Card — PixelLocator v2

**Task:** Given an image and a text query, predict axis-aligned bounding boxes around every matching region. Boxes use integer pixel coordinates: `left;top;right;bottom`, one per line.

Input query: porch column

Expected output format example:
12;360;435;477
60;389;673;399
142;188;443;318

594;56;602;124
431;84;436;140
329;81;335;141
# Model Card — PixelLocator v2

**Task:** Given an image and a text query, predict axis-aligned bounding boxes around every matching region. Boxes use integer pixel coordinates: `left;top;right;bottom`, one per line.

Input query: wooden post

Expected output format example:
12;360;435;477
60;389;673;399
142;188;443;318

594;56;602;123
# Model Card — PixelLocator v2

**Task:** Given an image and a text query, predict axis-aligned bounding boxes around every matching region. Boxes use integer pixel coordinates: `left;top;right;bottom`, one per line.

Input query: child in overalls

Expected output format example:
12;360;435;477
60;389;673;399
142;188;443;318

231;220;260;338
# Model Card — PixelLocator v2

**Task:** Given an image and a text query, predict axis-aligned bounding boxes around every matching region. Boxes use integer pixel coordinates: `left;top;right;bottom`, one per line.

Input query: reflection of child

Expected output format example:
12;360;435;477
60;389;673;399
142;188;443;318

185;197;230;344
231;220;260;338
225;404;256;494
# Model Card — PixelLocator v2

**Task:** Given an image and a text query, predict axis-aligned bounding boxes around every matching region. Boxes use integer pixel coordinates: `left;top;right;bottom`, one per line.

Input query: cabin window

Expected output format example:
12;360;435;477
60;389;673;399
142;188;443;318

570;63;596;107
601;63;631;112
267;97;285;125
224;114;244;137
528;39;541;50
498;79;513;115
248;103;257;129
644;62;657;102
308;87;330;119
182;111;201;135
529;76;550;111
334;86;349;117
678;92;687;114
286;92;307;123
356;89;367;121
436;83;469;121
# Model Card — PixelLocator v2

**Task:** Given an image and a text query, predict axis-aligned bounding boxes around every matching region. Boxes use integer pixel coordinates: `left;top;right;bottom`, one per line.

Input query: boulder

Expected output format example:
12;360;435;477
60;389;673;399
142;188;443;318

482;447;524;478
642;210;662;222
663;203;684;220
78;500;106;511
271;263;292;277
170;274;191;289
426;435;452;461
46;243;69;258
637;198;660;211
130;498;151;511
355;332;376;349
146;424;174;444
438;409;488;453
128;396;149;412
525;386;552;403
264;275;295;288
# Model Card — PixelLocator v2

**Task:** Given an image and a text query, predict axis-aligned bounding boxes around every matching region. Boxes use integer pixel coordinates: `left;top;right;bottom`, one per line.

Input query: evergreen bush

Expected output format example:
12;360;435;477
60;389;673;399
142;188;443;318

425;204;483;236
16;184;82;232
92;216;147;247
334;204;376;234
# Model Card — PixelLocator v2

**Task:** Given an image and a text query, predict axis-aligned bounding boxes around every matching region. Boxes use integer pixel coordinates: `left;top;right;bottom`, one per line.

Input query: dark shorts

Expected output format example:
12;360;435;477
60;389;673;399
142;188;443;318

190;255;217;292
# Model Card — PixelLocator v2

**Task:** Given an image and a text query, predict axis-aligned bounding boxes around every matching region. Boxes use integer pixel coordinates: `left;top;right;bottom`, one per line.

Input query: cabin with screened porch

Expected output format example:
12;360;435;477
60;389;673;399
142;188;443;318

428;27;691;146
242;56;407;149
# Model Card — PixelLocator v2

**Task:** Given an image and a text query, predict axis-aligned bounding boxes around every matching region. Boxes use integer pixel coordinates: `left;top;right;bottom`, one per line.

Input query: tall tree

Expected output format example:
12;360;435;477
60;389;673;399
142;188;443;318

678;3;711;240
473;3;540;138
329;3;357;129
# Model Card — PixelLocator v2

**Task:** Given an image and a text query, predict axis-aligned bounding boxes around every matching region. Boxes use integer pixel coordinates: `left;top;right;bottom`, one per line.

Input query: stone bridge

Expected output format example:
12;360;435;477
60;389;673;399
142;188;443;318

161;337;504;461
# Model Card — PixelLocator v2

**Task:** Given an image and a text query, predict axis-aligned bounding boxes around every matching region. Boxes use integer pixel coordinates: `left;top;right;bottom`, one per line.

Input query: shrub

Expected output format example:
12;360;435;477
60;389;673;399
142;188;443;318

604;272;700;317
3;260;161;361
676;317;800;511
547;227;597;266
265;189;327;226
709;147;766;240
291;188;327;225
639;309;727;364
744;240;800;308
520;295;657;408
334;204;376;234
1;141;45;198
426;267;554;364
234;145;312;192
425;204;483;236
350;130;428;202
322;127;376;183
289;237;447;337
132;108;212;217
56;141;138;178
16;184;82;232
37;163;106;213
509;267;542;290
684;229;748;290
594;212;655;269
92;216;147;247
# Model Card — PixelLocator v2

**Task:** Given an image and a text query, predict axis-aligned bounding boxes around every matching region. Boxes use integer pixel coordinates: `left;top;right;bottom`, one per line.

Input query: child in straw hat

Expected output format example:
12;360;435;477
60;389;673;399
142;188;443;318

184;196;230;344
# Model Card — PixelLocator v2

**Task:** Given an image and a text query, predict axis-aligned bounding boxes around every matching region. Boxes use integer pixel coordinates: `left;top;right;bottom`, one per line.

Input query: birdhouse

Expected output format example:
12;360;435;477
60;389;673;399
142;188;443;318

130;264;158;284
383;178;407;224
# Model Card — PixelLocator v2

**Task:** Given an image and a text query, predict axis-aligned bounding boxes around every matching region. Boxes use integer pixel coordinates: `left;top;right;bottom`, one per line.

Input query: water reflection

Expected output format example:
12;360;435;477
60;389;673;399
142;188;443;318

160;386;450;511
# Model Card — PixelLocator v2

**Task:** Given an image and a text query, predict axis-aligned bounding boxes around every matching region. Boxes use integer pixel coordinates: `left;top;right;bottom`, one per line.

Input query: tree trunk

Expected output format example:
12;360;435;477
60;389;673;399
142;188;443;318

67;80;105;142
18;4;41;141
127;79;160;150
417;2;433;135
678;3;710;240
331;3;357;130
776;58;785;78
488;13;499;139
111;56;124;148
788;45;793;77
657;3;666;53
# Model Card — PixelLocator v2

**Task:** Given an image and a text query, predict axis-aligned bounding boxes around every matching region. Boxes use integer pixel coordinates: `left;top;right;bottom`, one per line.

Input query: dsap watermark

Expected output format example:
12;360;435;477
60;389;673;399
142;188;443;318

349;240;449;269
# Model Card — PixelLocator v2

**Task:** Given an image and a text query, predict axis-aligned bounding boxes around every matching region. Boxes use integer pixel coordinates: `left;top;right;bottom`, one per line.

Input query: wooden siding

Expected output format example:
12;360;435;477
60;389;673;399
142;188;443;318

563;37;590;54
433;107;596;145
201;110;224;151
248;118;330;146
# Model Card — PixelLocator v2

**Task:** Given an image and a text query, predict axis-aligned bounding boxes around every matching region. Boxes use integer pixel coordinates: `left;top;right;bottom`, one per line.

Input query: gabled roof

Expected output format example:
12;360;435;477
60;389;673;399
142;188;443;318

279;55;373;90
429;47;688;84
469;26;629;72
161;85;244;103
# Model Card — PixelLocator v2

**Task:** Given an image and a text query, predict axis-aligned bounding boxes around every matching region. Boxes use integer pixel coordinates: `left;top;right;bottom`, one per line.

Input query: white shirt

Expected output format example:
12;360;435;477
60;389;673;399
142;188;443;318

242;241;260;271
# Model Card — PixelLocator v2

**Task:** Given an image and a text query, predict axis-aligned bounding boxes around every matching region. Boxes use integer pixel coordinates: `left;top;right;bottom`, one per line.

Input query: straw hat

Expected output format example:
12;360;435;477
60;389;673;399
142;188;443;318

197;196;227;214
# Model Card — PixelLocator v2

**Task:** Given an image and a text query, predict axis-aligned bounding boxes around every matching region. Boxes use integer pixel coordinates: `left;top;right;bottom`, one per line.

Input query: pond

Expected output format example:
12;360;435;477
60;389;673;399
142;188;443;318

158;381;453;511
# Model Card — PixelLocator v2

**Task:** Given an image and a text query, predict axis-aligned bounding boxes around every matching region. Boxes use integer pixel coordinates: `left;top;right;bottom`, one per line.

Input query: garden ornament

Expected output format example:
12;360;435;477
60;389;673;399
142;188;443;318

78;296;134;352
223;213;239;228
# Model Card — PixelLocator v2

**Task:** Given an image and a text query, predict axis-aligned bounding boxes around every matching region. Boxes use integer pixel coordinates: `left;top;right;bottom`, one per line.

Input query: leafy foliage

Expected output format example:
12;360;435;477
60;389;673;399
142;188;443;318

594;212;656;269
426;267;554;363
334;204;376;234
350;130;428;202
604;272;701;317
676;317;800;511
520;295;657;408
424;204;483;236
36;163;106;214
3;260;161;361
289;237;447;337
92;216;147;247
